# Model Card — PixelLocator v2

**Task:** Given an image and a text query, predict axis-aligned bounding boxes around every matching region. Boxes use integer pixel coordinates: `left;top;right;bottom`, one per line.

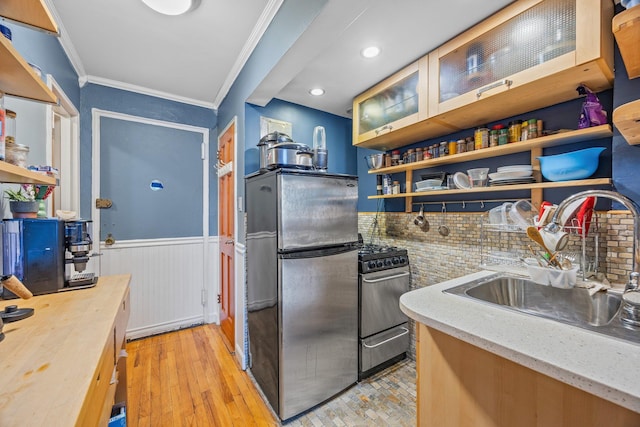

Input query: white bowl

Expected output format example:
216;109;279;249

56;210;77;220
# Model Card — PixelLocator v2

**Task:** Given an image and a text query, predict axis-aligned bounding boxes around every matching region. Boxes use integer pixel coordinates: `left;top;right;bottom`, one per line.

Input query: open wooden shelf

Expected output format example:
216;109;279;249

367;125;613;174
613;6;640;80
0;34;57;103
613;100;640;145
368;178;612;200
0;161;56;184
0;0;58;34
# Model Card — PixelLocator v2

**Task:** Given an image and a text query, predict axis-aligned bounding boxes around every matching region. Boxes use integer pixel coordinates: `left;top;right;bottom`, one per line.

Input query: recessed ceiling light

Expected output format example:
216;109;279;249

141;0;200;15
361;46;381;58
309;88;325;96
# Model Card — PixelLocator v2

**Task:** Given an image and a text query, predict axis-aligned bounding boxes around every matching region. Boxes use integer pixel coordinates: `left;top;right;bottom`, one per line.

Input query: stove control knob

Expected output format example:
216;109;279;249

398;256;407;264
368;261;376;269
392;257;400;265
376;260;383;268
384;258;392;266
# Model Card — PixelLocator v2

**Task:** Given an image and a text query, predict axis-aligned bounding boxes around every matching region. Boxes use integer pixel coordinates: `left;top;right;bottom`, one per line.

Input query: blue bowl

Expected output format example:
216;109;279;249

537;147;606;182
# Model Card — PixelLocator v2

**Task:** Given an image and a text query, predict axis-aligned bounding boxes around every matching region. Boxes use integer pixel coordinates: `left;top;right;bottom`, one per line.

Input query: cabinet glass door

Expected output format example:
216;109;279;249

358;71;419;135
438;0;576;103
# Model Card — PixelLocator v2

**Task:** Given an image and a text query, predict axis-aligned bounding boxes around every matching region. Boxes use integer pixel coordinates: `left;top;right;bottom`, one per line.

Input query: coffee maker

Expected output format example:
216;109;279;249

64;219;98;287
2;218;98;299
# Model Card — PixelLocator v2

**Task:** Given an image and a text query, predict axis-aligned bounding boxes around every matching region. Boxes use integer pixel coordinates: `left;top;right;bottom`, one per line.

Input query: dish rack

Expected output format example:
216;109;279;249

479;210;602;281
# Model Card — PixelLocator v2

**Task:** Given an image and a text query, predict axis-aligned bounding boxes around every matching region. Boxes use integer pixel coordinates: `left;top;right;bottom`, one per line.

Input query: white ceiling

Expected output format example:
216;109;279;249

48;0;515;116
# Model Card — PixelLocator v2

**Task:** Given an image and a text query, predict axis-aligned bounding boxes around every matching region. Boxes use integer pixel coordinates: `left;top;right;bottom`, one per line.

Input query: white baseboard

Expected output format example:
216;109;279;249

126;315;205;341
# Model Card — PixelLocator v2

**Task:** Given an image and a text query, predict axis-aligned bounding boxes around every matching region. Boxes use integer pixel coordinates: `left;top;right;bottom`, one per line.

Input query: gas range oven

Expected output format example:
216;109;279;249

357;244;410;379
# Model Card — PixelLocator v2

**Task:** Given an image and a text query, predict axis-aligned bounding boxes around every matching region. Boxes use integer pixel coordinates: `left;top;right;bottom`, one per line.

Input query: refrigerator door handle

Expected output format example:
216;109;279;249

361;272;410;283
362;327;409;349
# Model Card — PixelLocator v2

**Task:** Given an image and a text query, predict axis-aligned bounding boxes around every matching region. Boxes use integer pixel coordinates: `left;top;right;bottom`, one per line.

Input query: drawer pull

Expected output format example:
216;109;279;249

362;327;409;349
477;79;512;98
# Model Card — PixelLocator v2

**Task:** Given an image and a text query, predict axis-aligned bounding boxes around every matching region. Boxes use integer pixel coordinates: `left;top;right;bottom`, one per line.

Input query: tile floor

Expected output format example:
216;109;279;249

283;359;417;427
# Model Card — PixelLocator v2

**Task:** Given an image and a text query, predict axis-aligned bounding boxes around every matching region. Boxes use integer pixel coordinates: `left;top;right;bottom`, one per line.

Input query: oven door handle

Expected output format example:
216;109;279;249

362;327;409;349
361;271;410;283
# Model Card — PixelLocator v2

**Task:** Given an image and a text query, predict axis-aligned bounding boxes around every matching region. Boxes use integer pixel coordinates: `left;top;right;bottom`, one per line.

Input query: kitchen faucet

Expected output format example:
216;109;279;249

546;189;640;281
545;190;640;327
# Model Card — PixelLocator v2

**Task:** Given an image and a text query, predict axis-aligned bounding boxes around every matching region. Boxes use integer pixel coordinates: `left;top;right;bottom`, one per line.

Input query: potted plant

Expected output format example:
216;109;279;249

4;187;38;218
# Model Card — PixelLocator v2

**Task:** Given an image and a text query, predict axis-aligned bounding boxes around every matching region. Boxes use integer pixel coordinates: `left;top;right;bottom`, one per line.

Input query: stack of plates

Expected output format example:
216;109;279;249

489;165;535;186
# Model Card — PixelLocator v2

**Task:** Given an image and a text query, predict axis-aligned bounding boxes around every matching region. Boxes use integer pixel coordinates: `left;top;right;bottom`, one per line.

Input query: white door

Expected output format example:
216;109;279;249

92;109;210;339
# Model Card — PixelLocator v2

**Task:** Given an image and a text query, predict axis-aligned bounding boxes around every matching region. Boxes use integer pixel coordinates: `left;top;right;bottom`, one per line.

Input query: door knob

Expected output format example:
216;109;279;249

225;239;234;245
105;233;116;246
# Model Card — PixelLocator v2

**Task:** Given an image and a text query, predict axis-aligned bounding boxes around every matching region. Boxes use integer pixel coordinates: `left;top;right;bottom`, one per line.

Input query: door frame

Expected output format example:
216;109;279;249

46;75;80;216
90;108;210;278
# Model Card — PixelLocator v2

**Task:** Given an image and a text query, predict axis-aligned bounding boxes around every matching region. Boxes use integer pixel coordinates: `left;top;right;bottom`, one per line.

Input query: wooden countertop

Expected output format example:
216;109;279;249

0;275;131;426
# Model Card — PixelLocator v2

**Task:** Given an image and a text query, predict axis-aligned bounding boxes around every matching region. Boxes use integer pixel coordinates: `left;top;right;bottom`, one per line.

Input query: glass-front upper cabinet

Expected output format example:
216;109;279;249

352;58;430;150
428;0;613;129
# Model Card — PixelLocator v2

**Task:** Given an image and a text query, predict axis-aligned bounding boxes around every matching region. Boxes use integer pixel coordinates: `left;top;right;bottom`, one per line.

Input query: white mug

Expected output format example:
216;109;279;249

540;228;569;252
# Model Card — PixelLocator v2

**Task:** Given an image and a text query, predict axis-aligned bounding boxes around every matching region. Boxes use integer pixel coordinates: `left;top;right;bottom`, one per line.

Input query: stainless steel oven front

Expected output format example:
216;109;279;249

358;264;410;377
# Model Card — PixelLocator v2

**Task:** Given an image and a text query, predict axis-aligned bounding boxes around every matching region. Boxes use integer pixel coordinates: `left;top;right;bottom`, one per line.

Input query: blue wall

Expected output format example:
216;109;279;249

217;0;327;244
245;98;356;176
3;22;79;108
79;84;217;231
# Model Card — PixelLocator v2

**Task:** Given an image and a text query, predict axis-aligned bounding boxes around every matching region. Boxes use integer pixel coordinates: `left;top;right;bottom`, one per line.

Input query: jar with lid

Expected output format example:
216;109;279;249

431;144;439;158
508;120;522;143
528;119;537;139
466;136;475;152
384;153;392;168
392;181;400;194
415;147;423;162
423;148;432;160
474;127;489;150
439;141;448;157
489;129;498;147
498;127;508;145
448;140;457;155
408;148;416;163
456;139;466;153
391;150;401;165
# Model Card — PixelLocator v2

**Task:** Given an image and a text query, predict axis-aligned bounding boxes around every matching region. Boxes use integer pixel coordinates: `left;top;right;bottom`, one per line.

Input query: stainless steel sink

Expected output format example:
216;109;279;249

444;274;640;345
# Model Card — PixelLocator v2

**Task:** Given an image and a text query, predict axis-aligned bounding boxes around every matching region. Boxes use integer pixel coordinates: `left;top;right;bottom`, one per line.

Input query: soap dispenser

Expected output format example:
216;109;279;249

312;126;327;171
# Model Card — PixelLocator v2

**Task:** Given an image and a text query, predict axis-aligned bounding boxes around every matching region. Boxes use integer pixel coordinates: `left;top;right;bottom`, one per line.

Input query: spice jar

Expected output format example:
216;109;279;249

439;141;448;157
508;120;522;143
392;181;400;194
489;129;498;147
423;148;432;160
456;139;466;154
466;136;475;152
528;119;537;139
498;127;508;145
384;153;392;168
474;127;489;150
376;175;383;195
408;148;416;163
415;147;423;162
391;150;401;165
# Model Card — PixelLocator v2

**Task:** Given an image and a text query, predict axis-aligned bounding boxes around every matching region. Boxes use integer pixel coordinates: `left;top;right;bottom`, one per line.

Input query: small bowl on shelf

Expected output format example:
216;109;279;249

415;178;443;191
365;153;384;170
537;147;605;182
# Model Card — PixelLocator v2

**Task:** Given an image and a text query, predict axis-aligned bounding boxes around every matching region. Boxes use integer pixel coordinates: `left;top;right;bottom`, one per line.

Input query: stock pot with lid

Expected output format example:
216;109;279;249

266;142;314;170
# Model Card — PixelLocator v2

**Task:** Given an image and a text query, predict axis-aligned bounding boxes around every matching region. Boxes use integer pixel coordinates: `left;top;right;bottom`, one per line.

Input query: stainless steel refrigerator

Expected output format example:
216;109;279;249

246;168;358;421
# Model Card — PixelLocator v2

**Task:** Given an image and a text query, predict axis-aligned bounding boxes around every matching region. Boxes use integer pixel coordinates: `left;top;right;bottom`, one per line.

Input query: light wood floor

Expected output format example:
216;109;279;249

126;324;278;427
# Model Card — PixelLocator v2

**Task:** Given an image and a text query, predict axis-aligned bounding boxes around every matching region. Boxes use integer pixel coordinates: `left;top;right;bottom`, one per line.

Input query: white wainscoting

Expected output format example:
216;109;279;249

99;236;220;340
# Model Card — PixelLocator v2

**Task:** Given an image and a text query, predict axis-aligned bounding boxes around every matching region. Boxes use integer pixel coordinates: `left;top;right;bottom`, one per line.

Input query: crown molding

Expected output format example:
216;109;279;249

86;75;216;109
212;0;284;109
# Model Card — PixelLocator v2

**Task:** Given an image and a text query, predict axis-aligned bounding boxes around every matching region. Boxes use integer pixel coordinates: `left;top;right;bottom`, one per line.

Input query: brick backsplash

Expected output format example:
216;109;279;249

358;210;636;359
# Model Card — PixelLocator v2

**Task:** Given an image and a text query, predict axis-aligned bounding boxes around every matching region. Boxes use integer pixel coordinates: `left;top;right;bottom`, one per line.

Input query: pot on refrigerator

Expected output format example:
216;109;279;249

266;142;314;170
257;131;293;171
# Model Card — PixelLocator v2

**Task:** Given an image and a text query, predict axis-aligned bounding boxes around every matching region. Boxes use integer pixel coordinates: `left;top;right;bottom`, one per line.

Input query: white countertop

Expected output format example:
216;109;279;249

400;270;640;413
